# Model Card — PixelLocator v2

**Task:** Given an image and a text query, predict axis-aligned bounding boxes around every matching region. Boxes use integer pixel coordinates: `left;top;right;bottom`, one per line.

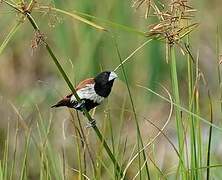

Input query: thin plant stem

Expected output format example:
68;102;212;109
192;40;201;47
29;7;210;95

216;25;222;112
169;45;186;179
114;39;152;72
185;43;200;179
0;20;22;55
206;90;213;180
2;1;123;177
112;35;150;179
3;124;10;180
9;120;19;180
27;12;123;177
186;39;198;179
37;6;145;36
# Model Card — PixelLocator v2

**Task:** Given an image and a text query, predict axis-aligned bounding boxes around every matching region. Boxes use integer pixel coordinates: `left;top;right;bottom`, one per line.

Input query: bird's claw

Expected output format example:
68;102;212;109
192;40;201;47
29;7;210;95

85;119;96;128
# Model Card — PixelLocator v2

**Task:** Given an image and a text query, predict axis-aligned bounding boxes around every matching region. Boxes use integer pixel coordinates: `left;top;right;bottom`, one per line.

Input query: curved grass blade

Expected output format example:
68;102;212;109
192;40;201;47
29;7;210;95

138;85;222;131
37;6;145;36
114;39;152;72
112;35;150;179
38;6;107;32
3;124;10;180
19;131;31;180
71;10;146;36
122;84;174;178
206;90;213;180
72;10;145;36
0;161;3;180
0;21;22;56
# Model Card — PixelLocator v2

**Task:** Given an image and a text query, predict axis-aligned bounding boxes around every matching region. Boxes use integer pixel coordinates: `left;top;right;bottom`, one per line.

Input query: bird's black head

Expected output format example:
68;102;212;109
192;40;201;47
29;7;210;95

94;71;118;97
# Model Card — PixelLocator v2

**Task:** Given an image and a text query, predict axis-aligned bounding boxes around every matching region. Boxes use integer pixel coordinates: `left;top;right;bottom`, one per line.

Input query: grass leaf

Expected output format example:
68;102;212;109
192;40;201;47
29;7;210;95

0;20;22;56
0;161;3;180
37;6;145;36
137;85;222;131
38;6;107;32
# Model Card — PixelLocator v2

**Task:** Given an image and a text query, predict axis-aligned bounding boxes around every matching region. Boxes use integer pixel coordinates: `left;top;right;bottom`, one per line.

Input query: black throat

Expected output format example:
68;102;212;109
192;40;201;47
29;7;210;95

94;80;114;97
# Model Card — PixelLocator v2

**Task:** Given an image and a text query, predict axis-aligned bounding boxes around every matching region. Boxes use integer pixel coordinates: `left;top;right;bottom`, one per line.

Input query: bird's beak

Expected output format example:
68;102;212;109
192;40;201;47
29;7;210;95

109;71;118;81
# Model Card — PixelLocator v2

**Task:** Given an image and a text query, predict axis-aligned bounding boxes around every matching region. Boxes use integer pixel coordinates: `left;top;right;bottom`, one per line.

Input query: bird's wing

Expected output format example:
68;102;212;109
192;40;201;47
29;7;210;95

52;78;103;109
51;95;75;108
61;78;95;102
70;79;104;104
76;78;95;90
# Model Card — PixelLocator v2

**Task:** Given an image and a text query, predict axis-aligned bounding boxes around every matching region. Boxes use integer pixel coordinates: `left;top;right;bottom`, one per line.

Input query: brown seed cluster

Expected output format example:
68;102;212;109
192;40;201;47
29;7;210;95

31;30;46;51
133;0;198;46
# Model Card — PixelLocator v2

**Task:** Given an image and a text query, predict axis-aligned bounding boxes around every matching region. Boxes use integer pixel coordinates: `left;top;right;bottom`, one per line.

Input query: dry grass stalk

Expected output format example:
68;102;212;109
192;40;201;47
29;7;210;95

133;0;198;49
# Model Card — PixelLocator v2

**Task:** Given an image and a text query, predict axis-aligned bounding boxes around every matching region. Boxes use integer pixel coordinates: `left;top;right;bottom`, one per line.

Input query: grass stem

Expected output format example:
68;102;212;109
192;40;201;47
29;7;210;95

169;45;186;179
0;2;124;176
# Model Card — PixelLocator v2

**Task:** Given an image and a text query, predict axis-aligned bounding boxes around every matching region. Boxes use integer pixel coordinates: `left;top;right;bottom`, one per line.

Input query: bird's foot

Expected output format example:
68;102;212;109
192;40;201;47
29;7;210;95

85;119;96;128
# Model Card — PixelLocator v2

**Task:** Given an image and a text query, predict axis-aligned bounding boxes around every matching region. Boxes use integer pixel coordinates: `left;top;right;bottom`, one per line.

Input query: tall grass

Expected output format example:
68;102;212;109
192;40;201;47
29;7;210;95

0;0;222;179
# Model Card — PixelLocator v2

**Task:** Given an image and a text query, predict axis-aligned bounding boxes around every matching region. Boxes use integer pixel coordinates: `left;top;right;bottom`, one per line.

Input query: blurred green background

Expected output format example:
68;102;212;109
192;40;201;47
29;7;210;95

1;0;222;179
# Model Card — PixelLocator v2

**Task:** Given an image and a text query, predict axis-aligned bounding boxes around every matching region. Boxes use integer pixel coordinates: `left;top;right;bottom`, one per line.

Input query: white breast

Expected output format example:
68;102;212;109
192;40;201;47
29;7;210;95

70;84;104;104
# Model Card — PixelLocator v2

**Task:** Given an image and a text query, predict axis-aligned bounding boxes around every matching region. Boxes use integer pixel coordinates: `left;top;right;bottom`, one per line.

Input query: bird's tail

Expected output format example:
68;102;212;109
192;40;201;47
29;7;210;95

51;98;71;108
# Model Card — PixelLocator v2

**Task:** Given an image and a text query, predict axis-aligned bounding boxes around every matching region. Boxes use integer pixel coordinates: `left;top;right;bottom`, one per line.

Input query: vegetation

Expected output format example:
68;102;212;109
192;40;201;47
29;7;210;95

0;0;222;179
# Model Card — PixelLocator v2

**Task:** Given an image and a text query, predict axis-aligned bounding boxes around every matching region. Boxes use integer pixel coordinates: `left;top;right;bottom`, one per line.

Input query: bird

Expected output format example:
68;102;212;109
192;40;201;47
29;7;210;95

51;71;118;113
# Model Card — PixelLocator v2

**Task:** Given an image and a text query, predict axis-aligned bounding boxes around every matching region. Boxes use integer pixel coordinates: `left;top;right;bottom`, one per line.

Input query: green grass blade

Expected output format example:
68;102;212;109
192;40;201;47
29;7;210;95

9;121;19;180
114;39;152;72
45;41;123;176
206;91;213;180
216;25;222;111
37;6;145;36
36;107;62;180
19;131;31;180
38;6;107;31
25;11;124;178
0;21;22;56
137;85;222;131
169;46;187;179
112;35;150;179
0;161;3;180
70;10;146;36
186;38;199;179
2;124;10;180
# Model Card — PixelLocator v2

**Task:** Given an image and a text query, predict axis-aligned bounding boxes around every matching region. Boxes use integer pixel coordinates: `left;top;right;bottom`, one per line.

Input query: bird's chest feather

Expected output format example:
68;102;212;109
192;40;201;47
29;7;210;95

70;84;104;104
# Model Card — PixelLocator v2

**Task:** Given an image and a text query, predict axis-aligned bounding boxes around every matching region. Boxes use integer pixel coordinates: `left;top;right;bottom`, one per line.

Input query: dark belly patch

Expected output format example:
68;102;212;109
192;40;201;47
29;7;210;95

75;99;99;111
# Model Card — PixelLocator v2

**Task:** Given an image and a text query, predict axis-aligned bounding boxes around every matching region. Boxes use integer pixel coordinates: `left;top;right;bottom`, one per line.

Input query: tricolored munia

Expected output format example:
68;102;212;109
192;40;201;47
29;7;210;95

51;71;118;126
